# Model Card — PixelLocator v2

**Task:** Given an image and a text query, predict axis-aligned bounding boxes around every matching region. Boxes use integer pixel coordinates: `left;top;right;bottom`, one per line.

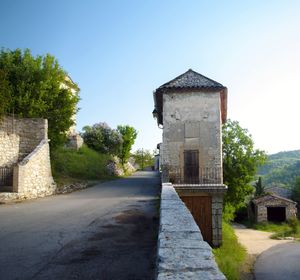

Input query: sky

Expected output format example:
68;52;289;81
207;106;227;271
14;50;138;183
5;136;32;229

1;0;300;154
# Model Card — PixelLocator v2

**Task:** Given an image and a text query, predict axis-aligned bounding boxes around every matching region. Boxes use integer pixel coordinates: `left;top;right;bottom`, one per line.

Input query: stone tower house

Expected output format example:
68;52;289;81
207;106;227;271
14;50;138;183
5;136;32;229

153;69;227;246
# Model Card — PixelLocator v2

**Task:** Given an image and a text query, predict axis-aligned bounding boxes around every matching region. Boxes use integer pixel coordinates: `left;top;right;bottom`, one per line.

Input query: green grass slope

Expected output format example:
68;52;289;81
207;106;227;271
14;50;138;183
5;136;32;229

51;145;113;182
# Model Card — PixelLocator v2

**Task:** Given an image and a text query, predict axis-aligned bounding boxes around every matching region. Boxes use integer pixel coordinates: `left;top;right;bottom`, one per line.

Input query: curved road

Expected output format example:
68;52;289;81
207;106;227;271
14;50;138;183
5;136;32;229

0;171;160;280
255;242;300;280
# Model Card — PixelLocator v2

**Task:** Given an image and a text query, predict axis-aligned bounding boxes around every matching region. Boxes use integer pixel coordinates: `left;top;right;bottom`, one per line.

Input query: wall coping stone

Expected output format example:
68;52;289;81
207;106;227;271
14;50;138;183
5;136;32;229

157;183;225;280
19;139;49;166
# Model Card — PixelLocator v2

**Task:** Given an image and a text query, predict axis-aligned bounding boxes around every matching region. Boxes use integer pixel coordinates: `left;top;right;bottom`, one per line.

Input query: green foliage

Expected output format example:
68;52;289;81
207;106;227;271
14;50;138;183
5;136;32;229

132;149;155;170
254;177;265;197
258;150;300;176
222;120;267;209
82;122;123;155
0;48;79;148
263;160;300;188
213;222;247;280
257;150;300;188
51;145;112;180
117;125;137;165
252;220;300;239
288;217;299;234
223;203;236;222
292;176;300;205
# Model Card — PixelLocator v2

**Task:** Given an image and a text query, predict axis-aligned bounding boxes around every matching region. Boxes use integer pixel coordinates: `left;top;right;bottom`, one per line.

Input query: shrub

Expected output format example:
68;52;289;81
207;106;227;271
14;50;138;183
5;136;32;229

288;217;299;234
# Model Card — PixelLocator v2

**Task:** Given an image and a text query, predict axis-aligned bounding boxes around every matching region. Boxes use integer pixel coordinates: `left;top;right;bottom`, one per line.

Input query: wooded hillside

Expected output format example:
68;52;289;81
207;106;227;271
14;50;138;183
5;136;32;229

258;150;300;188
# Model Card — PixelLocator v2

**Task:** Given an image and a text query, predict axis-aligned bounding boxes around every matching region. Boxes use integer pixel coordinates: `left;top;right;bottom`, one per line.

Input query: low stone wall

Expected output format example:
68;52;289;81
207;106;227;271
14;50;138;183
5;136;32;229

13;139;56;198
157;183;225;280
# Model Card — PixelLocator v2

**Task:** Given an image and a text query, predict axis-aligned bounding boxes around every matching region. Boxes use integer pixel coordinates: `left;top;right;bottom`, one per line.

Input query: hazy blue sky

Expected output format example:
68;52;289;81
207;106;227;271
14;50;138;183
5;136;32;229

1;1;300;154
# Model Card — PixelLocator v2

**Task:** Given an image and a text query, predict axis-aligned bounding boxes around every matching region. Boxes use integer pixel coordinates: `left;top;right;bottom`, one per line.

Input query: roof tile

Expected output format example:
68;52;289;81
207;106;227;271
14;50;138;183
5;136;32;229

158;69;224;90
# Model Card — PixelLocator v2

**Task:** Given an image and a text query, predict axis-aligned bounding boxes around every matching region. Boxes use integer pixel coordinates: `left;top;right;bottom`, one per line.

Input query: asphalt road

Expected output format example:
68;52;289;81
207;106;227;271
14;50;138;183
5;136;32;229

0;171;161;280
255;242;300;280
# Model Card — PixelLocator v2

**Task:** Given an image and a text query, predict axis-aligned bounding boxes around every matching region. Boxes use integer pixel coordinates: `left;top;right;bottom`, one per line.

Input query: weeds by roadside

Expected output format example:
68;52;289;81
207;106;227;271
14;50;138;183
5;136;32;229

244;217;300;240
213;221;247;280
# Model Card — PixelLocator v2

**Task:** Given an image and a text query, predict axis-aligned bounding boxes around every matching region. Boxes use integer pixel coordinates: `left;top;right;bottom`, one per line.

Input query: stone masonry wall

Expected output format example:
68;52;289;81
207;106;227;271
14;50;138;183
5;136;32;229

13;139;56;198
0;132;20;167
0;116;47;163
161;91;222;182
157;183;225;279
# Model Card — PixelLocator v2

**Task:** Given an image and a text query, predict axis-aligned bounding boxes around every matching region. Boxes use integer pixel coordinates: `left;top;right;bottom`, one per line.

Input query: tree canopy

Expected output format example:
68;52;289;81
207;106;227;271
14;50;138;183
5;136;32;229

222;120;267;209
254;176;265;197
117;125;137;165
292;176;300;206
132;149;155;170
0;48;79;148
82;123;123;155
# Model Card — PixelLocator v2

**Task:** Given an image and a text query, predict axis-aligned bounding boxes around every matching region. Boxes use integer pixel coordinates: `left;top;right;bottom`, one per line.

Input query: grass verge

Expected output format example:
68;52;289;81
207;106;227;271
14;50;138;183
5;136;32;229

251;218;300;239
213;221;247;280
51;145;115;184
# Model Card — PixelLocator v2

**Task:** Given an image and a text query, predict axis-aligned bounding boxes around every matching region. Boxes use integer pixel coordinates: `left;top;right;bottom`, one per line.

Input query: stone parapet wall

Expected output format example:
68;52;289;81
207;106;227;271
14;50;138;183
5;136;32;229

157;183;225;280
13;139;56;198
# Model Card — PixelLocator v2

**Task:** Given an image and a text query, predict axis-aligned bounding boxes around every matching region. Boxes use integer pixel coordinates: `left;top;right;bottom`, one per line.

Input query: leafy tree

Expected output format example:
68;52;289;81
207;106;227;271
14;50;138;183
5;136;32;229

82;122;123;155
292;176;300;205
254;177;265;197
0;69;11;117
0;48;79;148
117;125;137;165
132;149;154;170
223;120;267;209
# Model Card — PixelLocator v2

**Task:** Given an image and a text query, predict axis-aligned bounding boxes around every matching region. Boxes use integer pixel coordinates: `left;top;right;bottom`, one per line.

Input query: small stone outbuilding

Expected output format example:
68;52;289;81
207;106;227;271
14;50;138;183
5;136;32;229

249;194;297;223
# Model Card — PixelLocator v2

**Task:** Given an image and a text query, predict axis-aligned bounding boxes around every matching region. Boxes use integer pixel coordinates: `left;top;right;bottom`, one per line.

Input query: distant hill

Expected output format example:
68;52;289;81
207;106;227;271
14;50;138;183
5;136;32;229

258;150;300;188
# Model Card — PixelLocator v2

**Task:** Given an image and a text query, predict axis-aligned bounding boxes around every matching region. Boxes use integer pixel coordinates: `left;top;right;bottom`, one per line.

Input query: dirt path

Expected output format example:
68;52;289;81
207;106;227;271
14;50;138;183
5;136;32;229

233;223;292;255
233;223;293;280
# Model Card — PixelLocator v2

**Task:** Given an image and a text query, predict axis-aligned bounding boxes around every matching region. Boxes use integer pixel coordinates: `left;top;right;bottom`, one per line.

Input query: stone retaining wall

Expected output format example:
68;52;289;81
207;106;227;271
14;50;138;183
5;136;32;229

157;183;225;280
13;139;56;198
0;132;20;167
0;116;47;165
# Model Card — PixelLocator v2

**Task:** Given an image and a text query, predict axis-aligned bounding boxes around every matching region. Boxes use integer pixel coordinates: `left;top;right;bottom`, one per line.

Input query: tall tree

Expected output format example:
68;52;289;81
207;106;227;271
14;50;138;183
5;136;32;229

132;149;154;170
117;125;137;165
222;120;266;209
0;48;79;148
254;176;265;197
292;176;300;206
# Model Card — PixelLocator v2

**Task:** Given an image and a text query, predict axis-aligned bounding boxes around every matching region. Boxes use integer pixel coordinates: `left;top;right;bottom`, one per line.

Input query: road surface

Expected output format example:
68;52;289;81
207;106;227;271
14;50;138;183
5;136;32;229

0;171;161;280
255;242;300;280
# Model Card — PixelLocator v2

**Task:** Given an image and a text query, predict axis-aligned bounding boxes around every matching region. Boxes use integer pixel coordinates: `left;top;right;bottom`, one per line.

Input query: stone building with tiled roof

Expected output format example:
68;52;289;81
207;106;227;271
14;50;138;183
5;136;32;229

152;69;227;246
249;193;297;223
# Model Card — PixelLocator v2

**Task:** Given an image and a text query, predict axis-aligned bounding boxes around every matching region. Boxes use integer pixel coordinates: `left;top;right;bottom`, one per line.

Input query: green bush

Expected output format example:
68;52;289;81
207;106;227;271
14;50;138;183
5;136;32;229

288;217;299;234
223;203;236;222
51;145;113;180
213;222;246;280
